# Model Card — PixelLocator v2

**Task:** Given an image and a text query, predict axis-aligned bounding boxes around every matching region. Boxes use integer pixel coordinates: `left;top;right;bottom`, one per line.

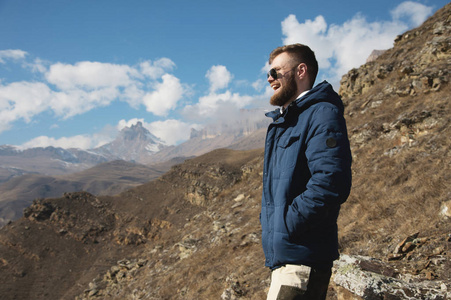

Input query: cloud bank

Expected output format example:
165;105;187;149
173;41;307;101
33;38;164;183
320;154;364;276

0;56;183;127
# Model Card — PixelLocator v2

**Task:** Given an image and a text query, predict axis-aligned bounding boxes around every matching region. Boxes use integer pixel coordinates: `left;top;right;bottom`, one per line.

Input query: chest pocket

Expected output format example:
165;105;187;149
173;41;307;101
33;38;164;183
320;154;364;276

275;134;300;170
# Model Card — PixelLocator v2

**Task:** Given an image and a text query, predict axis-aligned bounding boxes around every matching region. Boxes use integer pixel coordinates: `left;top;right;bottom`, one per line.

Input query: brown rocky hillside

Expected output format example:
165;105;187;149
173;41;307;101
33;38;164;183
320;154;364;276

0;3;450;299
0;160;171;227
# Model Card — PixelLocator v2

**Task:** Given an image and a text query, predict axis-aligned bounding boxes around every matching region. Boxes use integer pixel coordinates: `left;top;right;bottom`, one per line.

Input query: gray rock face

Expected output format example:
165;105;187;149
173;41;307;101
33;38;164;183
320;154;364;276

333;255;450;300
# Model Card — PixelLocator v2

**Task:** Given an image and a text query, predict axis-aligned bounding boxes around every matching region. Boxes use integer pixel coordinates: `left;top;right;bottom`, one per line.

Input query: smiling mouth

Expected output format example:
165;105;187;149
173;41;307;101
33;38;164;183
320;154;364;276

271;84;280;91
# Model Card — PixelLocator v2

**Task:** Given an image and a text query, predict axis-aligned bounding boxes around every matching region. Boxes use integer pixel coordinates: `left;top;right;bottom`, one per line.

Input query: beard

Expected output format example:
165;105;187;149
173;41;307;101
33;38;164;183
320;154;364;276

270;73;297;107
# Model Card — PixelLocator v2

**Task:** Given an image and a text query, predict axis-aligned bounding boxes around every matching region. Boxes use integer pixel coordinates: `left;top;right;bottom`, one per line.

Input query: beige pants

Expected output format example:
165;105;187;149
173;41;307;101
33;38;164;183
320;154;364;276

267;264;311;300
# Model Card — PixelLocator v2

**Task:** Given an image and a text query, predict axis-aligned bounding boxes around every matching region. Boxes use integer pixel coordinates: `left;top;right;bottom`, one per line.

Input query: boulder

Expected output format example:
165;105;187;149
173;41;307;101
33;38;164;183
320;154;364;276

332;255;450;299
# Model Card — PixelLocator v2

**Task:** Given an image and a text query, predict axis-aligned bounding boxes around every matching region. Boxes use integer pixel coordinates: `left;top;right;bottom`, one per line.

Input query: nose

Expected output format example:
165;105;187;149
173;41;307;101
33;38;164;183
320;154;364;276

267;74;275;83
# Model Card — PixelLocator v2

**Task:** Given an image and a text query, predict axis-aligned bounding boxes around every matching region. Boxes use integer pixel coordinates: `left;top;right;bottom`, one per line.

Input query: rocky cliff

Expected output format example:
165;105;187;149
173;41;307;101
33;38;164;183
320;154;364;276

0;3;450;300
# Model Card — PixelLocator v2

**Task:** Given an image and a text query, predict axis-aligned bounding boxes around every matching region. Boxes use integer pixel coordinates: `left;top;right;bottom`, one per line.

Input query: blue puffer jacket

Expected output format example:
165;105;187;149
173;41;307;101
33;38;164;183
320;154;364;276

261;80;352;270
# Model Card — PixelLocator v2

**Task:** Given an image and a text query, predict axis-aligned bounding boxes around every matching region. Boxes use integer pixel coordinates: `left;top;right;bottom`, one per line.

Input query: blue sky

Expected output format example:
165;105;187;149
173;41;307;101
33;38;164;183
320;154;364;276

0;0;446;149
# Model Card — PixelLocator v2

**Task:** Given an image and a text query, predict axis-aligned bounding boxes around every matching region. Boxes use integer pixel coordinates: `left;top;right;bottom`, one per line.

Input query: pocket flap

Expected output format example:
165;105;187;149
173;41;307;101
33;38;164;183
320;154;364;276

278;135;300;148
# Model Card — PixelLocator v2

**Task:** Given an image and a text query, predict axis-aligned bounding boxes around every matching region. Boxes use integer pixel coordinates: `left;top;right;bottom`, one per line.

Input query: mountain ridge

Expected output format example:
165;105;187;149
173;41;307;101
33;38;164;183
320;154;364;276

0;113;268;176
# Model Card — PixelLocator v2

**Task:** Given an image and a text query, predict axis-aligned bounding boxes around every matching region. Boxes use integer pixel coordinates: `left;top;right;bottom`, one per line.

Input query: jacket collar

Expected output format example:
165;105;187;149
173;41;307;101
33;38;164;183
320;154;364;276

265;80;343;123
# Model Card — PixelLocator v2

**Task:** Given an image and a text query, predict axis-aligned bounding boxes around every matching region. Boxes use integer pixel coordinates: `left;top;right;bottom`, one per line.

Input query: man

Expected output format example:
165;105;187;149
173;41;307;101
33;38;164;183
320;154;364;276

261;44;352;300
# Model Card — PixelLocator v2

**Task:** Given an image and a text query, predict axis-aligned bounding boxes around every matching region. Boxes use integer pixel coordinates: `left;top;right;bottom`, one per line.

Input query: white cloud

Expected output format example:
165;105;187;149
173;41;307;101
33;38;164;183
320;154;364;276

0;54;188;133
140;58;176;79
50;87;120;119
391;1;433;27
1;52;254;142
120;84;145;109
327;14;405;78
206;65;233;93
19;124;118;150
184;90;254;119
20;135;95;150
0;81;52;132
142;74;184;116
46;61;137;90
0;61;133;125
282;15;333;70
19;132;115;150
279;1;433;84
261;62;271;73
252;78;267;92
148;119;201;145
0;49;27;63
28;58;48;73
182;64;260;119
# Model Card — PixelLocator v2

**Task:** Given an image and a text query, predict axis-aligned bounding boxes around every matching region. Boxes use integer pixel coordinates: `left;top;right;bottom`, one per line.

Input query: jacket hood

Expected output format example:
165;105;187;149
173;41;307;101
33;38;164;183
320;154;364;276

266;81;344;121
295;80;344;113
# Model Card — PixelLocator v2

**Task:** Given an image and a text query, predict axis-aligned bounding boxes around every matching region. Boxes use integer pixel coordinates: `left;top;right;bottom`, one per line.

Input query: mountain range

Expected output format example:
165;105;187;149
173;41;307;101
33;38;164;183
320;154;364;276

0;116;268;226
0;115;269;178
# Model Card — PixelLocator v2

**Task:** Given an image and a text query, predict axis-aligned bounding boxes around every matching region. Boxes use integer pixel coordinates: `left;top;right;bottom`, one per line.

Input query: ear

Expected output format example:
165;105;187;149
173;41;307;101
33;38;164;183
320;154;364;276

297;63;307;79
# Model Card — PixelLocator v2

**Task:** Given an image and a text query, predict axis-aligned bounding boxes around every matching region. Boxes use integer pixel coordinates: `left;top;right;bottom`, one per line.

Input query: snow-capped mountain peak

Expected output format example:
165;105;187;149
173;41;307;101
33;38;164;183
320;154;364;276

94;122;167;162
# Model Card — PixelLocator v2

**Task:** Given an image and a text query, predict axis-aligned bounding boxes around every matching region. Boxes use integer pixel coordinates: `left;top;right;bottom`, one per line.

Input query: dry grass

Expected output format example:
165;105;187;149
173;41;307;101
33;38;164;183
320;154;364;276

338;78;450;259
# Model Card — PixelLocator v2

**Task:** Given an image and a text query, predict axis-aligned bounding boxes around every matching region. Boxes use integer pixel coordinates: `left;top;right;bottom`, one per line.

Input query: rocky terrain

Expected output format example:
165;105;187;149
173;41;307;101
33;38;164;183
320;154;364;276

0;3;450;299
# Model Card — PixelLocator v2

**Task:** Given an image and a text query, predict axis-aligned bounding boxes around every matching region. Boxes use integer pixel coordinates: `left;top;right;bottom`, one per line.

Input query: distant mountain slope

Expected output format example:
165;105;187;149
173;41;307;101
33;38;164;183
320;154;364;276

0;160;169;227
228;127;267;151
0;145;108;178
63;160;167;195
0;122;166;177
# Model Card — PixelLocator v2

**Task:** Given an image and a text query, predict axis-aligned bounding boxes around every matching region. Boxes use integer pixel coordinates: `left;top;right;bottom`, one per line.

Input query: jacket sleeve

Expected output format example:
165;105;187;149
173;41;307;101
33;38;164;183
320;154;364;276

285;104;352;235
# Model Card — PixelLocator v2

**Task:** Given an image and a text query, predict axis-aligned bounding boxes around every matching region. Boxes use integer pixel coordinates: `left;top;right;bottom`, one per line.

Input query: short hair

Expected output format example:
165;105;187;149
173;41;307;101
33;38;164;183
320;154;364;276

269;44;318;87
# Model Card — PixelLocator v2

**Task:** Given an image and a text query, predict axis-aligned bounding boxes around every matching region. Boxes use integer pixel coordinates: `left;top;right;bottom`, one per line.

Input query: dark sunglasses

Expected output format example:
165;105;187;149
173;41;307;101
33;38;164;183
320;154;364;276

267;65;299;80
266;68;279;79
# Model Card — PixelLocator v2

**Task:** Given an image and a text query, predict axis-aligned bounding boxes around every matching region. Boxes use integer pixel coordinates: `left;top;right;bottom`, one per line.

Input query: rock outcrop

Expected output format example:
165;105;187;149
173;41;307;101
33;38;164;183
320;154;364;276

339;5;450;99
333;254;450;299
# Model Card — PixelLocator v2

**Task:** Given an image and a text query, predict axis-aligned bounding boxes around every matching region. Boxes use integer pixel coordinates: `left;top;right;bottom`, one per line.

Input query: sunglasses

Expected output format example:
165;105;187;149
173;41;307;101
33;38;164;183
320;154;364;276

267;65;299;80
266;68;279;79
